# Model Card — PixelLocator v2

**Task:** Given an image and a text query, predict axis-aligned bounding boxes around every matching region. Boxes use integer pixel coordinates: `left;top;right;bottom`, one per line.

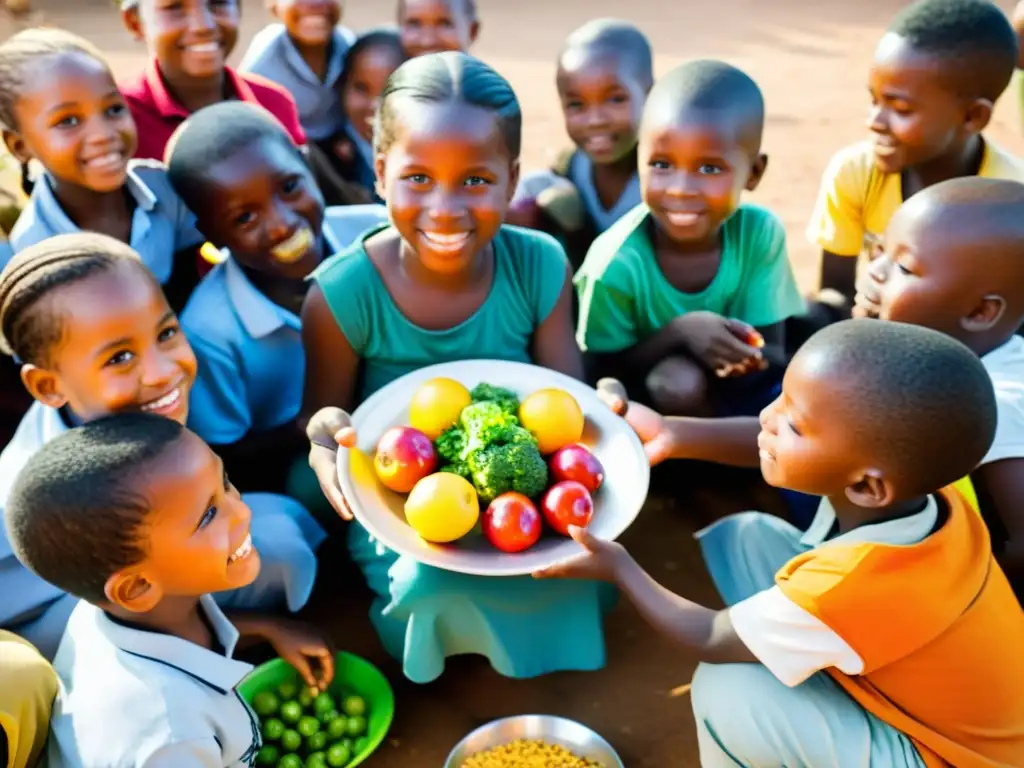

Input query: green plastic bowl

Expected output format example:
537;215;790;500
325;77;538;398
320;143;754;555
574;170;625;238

238;652;395;767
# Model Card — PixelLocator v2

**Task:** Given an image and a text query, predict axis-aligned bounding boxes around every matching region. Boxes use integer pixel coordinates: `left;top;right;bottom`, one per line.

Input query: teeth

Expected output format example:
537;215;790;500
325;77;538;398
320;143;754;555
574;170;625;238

187;42;219;53
85;152;123;170
140;388;180;413
228;534;252;564
586;135;614;150
421;232;470;252
666;212;702;227
272;227;314;264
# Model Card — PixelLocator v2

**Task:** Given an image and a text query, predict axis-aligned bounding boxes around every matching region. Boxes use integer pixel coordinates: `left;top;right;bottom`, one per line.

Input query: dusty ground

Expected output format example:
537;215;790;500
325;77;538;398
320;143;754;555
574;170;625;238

3;0;1023;765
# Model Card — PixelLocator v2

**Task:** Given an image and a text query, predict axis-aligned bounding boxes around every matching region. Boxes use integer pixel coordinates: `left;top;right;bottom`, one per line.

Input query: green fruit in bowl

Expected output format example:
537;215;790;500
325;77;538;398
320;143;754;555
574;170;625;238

280;729;302;753
307;731;328;752
252;691;279;718
326;717;347;741
307;753;328;768
297;716;320;738
313;692;336;715
277;679;299;701
326;743;352;767
318;708;339;725
279;755;303;768
298;688;316;708
262;718;285;742
345;716;367;738
341;696;366;718
279;701;302;725
254;744;278;766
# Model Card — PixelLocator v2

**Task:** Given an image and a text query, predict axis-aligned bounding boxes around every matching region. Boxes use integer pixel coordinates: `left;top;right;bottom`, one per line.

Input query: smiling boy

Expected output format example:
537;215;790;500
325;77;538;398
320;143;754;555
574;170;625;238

397;0;478;58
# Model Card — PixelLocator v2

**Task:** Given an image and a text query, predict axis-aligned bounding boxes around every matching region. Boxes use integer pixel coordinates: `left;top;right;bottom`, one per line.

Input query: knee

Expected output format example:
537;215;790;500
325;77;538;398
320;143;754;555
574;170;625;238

691;663;785;758
646;356;710;416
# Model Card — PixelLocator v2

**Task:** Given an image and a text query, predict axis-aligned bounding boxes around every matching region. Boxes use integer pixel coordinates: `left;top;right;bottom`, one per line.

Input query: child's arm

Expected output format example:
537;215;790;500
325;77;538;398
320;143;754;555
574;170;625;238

531;263;585;380
971;459;1024;589
625;399;761;468
229;613;336;692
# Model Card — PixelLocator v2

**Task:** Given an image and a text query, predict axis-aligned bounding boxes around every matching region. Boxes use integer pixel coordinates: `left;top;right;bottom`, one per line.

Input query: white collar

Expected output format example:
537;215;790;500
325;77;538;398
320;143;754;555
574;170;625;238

223;257;300;339
800;495;939;548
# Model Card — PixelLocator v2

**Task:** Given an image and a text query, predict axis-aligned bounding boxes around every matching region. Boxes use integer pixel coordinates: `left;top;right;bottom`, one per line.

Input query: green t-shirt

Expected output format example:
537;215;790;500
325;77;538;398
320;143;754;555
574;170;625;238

314;223;569;402
574;203;804;353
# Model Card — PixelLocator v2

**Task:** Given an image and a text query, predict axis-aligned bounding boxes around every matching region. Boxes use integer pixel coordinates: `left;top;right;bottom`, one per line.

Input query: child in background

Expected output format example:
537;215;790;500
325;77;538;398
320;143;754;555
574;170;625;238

240;0;354;149
335;28;406;198
0;234;324;660
539;320;1024;767
800;0;1023;339
302;53;617;684
0;28;204;311
511;19;652;270
0;631;56;768
167;103;326;510
398;0;478;58
576;60;803;418
6;413;335;767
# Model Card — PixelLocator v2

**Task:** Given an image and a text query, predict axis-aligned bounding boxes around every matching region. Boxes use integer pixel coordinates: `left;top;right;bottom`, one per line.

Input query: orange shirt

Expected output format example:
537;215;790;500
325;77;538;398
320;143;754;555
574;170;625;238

776;488;1024;768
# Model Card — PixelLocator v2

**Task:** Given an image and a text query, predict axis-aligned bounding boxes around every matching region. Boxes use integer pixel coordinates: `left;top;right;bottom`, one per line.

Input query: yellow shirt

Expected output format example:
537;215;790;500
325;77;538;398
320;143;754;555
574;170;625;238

806;138;1024;257
0;631;57;768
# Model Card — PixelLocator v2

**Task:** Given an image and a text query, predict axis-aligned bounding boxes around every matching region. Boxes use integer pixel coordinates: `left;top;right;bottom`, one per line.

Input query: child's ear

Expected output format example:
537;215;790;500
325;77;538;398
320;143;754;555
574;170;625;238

20;364;69;410
845;468;893;509
963;98;993;135
373;153;387;200
467;19;480;48
121;6;146;41
505;158;520;204
961;294;1005;333
744;153;769;192
3;131;30;165
267;0;282;20
105;568;163;613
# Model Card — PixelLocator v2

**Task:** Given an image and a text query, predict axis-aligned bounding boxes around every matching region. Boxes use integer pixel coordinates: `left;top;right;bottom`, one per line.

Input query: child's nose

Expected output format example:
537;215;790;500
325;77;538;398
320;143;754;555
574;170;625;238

186;1;216;32
866;105;887;133
266;201;298;240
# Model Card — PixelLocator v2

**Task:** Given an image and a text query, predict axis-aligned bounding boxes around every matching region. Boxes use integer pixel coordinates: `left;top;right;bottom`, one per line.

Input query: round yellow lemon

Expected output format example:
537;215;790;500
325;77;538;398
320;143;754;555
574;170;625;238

408;377;472;439
519;388;585;455
404;473;479;543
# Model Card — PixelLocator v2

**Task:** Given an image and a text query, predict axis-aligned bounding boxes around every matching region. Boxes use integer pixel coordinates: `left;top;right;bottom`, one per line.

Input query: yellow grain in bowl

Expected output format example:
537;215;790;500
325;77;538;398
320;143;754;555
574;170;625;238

461;739;604;767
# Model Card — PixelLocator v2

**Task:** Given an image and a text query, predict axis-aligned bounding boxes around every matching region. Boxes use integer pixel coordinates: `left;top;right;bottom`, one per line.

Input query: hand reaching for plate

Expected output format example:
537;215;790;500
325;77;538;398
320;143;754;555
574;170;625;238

306;407;358;521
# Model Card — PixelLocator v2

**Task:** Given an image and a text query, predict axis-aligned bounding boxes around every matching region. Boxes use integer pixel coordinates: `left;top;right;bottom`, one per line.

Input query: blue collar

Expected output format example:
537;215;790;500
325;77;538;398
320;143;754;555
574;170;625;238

35;162;157;235
281;26;346;86
223;257;301;339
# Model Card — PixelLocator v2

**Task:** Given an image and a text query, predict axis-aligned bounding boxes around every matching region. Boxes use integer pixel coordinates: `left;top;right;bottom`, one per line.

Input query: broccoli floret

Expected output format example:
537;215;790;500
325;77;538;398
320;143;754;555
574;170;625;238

470;383;520;417
460;401;519;442
434;426;467;464
467;441;548;502
439;460;472;480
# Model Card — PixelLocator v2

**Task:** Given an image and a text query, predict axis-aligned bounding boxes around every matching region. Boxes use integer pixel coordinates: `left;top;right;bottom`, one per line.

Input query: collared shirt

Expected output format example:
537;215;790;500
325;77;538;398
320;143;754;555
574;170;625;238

566;150;641;233
48;596;261;767
182;258;304;445
120;61;307;162
239;23;354;141
5;160;203;283
322;203;387;253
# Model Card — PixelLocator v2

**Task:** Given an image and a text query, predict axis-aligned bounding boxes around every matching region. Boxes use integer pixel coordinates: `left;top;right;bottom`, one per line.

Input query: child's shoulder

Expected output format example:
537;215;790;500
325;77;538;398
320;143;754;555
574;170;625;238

981;138;1024;184
239;23;289;71
313;236;378;291
821;140;878;185
576;203;652;280
125;158;179;200
725;203;787;243
497;223;567;261
180;262;236;337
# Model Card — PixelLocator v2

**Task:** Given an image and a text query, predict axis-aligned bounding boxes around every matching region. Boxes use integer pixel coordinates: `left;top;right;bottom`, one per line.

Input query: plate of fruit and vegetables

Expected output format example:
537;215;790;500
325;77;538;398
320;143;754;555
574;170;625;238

336;360;649;576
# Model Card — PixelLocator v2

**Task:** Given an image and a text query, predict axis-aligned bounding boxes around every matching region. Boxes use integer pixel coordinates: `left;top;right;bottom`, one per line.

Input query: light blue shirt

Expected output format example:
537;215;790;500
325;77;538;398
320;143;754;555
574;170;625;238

6;160;204;284
240;22;354;141
567;151;641;233
322;203;387;253
48;596;261;768
182;257;304;445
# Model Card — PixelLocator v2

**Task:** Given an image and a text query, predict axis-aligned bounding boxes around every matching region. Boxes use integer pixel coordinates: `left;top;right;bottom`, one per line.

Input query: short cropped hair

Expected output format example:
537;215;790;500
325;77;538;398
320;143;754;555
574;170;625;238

5;413;186;604
559;19;653;89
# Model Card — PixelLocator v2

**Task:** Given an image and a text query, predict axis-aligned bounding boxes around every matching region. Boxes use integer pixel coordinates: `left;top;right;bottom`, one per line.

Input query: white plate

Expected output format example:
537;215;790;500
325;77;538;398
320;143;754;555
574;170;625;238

336;360;650;576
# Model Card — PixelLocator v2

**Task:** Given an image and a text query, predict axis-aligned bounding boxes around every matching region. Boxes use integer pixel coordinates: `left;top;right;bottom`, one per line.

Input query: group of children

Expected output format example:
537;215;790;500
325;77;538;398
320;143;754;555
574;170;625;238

0;0;1022;765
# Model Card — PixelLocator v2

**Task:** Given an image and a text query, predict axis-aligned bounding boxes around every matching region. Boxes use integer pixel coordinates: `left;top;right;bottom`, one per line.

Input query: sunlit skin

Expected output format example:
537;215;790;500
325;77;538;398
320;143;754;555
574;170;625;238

273;0;339;50
189;137;325;296
22;261;197;426
398;0;477;58
342;44;405;144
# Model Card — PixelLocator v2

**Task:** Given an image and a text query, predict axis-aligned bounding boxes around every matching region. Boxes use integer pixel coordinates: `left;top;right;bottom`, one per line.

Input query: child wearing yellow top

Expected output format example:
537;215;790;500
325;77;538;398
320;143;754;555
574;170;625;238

537;320;1024;768
802;0;1024;334
0;631;56;768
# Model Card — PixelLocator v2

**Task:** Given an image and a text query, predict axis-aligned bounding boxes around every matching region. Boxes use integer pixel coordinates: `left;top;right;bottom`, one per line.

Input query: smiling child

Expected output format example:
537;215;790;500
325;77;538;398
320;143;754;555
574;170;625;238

397;0;478;58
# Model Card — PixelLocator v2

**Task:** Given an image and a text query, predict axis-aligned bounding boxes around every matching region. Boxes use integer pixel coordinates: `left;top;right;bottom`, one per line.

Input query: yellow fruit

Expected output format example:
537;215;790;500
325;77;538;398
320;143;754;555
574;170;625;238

404;473;479;543
519;388;585;455
408;377;472;439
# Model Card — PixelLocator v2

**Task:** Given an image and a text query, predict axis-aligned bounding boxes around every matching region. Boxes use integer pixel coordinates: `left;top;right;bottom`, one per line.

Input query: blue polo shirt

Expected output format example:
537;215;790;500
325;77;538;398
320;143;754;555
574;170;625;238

182;258;304;446
6;160;204;284
48;596;261;767
239;23;354;142
322;203;387;253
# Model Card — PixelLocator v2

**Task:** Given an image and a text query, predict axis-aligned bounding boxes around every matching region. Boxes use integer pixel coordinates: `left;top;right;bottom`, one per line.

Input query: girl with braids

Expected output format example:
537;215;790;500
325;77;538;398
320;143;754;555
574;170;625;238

0;28;205;312
0;233;325;660
301;52;623;683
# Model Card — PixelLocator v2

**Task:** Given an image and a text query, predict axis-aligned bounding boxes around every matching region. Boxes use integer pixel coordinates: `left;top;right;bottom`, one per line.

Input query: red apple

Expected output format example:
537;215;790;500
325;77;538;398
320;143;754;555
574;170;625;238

541;481;594;536
549;444;604;492
374;426;437;493
483;493;542;553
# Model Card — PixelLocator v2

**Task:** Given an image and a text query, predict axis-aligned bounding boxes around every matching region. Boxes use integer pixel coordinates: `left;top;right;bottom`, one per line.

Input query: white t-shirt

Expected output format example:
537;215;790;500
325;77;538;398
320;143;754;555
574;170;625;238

980;335;1024;466
727;496;939;687
48;596;260;767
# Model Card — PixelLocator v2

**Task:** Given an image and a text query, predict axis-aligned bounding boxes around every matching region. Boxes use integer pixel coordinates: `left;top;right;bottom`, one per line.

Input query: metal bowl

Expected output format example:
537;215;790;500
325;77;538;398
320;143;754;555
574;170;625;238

444;715;625;767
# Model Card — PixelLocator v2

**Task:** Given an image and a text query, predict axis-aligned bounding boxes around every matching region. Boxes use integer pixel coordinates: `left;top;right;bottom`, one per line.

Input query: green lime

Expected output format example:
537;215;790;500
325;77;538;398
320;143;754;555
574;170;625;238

279;755;303;768
280;729;302;753
307;731;328;752
306;753;328;768
340;738;355;752
318;708;339;725
277;679;299;701
340;696;366;718
326;743;351;767
280;701;302;725
345;716;366;738
297;715;320;738
325;717;347;741
254;744;279;766
252;691;279;718
313;692;336;715
298;688;316;708
261;717;285;742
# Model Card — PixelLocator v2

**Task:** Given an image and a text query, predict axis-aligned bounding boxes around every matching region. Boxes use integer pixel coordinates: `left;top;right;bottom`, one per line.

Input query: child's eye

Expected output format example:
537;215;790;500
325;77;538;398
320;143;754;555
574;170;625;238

157;325;180;343
234;211;256;226
404;173;429;185
404;19;421;28
196;504;218;530
464;176;489;187
281;177;301;195
439;19;454;28
106;104;129;118
54;115;80;129
896;262;912;276
607;94;629;105
786;418;802;437
564;100;583;111
104;349;134;367
698;164;723;175
649;160;671;170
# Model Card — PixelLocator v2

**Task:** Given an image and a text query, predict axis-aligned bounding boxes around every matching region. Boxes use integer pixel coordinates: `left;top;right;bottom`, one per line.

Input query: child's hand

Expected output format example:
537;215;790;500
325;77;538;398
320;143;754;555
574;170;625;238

262;618;335;692
622;401;678;466
306;407;358;520
595;377;628;416
532;525;630;583
673;312;764;376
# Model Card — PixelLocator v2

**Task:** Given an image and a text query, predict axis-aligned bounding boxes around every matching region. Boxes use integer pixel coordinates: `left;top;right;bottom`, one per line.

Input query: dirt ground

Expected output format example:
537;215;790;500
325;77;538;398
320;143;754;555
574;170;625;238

3;0;1023;765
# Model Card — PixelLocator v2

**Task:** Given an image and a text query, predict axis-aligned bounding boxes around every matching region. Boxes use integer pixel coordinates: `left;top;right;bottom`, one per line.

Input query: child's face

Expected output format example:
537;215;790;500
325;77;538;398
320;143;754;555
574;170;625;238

342;45;404;144
124;0;239;82
556;52;645;166
191;137;325;280
398;0;477;58
3;52;137;194
376;100;518;275
109;430;259;610
24;262;197;425
639;113;765;247
866;34;983;174
272;0;341;49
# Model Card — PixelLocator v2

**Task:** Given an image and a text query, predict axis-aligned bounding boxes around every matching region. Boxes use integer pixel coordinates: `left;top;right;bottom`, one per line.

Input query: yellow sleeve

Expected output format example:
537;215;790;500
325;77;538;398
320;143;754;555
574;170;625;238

805;143;872;257
0;632;57;768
